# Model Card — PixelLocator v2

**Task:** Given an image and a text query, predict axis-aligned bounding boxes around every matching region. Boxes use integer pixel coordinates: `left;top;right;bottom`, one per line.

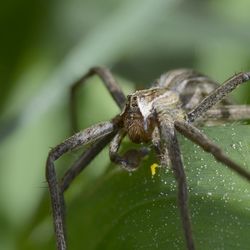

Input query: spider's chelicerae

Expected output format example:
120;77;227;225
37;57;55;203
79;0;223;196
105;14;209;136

46;67;250;250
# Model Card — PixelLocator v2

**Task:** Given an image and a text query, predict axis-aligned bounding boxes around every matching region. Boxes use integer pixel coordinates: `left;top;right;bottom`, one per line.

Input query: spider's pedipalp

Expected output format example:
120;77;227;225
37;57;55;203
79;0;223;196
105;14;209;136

188;72;250;123
175;121;250;181
109;130;149;171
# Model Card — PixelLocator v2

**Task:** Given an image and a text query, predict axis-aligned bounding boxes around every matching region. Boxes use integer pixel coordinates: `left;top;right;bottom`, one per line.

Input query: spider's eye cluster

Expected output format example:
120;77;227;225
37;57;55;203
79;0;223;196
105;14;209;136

129;95;138;109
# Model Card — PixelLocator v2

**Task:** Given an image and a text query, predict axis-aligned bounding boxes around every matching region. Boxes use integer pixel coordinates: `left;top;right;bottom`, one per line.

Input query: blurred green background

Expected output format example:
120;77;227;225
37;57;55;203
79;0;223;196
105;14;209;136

1;0;250;249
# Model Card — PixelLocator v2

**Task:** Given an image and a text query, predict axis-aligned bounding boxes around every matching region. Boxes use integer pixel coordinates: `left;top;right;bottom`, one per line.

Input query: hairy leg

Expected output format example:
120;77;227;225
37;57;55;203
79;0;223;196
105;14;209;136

61;131;117;192
64;67;126;189
174;121;250;181
188;72;250;122
70;66;126;131
200;105;250;122
158;122;195;250
46;122;115;250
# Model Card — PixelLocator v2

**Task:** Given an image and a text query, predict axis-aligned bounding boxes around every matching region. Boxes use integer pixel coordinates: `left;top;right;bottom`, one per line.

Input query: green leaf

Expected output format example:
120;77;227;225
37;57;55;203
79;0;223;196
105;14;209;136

63;125;250;250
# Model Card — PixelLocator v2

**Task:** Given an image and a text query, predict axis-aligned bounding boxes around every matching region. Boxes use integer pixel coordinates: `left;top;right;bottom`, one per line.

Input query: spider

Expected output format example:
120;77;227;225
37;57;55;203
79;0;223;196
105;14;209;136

46;67;250;250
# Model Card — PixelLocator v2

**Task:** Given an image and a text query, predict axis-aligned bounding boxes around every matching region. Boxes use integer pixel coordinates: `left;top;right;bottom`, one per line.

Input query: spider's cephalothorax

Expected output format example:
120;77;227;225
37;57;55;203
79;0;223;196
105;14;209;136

46;67;250;250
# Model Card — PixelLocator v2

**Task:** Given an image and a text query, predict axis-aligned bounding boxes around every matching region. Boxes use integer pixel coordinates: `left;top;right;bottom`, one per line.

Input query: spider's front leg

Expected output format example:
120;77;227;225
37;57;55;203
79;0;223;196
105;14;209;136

60;132;116;192
109;131;149;171
154;100;195;250
46;122;115;250
201;105;250;122
64;67;127;191
70;66;126;132
158;121;195;250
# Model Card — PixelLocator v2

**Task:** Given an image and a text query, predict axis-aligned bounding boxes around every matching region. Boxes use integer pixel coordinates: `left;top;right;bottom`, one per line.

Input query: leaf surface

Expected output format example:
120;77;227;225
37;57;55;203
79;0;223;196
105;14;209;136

66;125;250;250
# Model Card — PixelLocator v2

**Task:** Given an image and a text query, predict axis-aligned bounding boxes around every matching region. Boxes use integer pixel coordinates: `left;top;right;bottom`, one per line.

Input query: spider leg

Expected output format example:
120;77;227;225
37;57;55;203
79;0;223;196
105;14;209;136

158;122;195;250
174;121;250;181
61;131;117;192
109;131;149;171
188;72;250;122
70;66;126;131
65;67;126;188
200;105;250;122
46;122;115;250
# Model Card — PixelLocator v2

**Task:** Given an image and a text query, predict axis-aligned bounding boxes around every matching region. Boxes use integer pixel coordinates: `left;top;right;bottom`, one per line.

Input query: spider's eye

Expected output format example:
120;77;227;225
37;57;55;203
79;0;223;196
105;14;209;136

131;103;137;107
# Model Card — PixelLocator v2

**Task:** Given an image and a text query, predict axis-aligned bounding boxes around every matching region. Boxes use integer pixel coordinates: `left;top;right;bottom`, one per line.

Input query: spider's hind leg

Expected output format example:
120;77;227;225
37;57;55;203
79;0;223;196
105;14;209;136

70;66;126;132
200;105;250;123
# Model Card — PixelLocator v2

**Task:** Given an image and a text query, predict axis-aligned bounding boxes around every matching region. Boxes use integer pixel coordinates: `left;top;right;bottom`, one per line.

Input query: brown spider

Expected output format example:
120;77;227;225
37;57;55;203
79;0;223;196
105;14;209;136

46;67;250;250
